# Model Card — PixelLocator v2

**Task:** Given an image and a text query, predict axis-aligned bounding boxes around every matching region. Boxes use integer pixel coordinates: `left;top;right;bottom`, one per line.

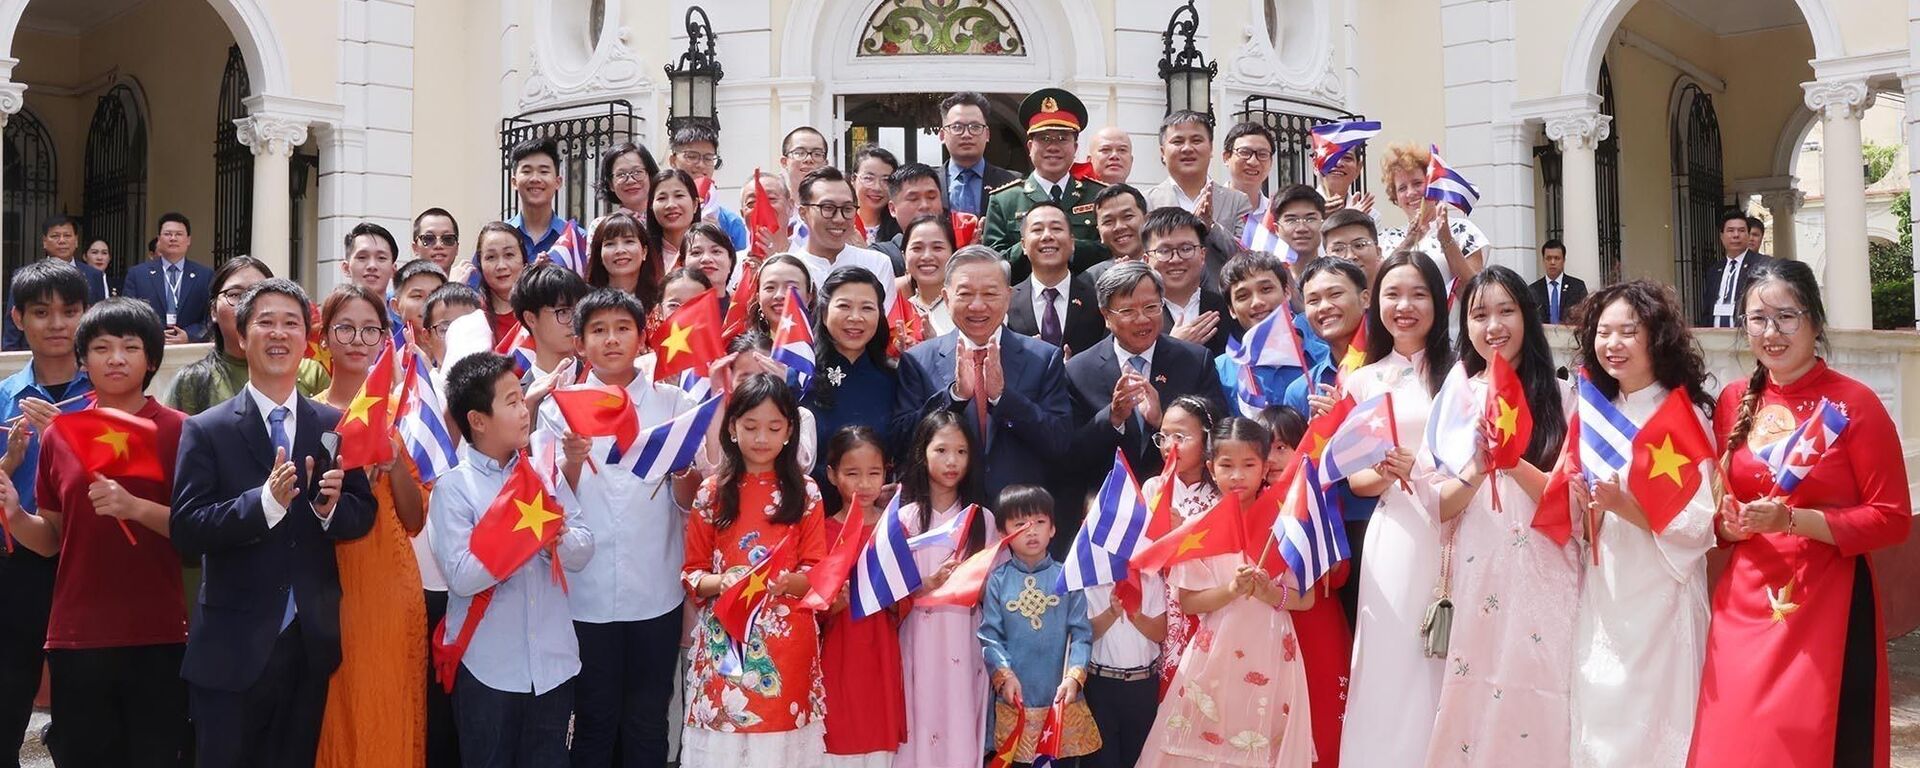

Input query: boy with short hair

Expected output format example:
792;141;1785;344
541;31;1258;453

507;137;589;265
421;283;482;368
1322;208;1383;282
3;297;190;765
430;352;593;765
979;484;1097;765
1271;184;1328;272
391;258;448;343
509;264;590;381
1213;251;1327;415
667;123;751;251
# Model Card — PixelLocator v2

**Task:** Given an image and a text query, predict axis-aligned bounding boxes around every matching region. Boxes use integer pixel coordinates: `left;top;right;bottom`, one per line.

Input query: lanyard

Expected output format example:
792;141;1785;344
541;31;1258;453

163;262;184;312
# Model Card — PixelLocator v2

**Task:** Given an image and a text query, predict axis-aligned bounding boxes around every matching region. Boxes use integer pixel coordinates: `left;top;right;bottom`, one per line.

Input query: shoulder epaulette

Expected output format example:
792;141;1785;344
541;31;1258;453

988;178;1025;196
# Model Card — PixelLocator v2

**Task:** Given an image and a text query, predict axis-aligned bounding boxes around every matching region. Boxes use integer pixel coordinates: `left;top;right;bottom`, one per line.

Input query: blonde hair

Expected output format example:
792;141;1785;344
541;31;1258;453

1378;142;1430;203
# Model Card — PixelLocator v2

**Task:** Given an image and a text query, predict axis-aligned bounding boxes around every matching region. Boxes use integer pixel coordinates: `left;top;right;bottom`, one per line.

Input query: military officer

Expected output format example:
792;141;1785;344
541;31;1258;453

982;88;1110;283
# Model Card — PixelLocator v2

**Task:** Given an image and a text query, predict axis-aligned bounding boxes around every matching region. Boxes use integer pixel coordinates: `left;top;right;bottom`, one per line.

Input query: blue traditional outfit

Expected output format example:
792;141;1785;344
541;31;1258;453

978;553;1100;762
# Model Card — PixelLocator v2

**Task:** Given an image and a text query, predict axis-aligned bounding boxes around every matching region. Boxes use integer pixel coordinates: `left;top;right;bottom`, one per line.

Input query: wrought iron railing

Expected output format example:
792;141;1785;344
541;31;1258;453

499;100;640;224
1232;95;1367;197
3;107;57;279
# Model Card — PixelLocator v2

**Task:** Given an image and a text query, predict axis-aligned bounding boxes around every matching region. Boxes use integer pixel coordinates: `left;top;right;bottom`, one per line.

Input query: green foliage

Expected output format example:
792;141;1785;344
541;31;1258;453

1897;189;1912;256
1863;142;1899;185
1872;278;1912;330
1870;190;1913;329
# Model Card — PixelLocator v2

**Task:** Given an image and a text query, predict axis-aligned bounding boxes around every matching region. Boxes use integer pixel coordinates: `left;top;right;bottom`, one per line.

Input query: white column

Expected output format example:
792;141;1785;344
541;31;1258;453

234;114;309;281
1758;189;1802;261
1802;79;1875;330
1544;112;1612;286
1903;71;1920;329
0;77;24;298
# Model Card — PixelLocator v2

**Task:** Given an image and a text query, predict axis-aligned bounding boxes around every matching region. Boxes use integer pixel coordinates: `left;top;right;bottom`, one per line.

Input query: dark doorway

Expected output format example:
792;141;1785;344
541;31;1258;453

839;92;1029;175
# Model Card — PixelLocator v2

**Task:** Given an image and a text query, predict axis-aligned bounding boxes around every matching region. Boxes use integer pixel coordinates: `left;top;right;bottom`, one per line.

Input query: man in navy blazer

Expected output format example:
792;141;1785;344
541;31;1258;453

1;215;109;350
121;212;214;343
892;245;1071;502
170;279;374;768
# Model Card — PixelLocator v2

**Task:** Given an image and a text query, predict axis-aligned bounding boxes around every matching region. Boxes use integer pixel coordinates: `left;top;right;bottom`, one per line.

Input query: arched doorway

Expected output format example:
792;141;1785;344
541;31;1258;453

2;105;55;277
83;82;148;285
214;44;252;266
1671;82;1722;321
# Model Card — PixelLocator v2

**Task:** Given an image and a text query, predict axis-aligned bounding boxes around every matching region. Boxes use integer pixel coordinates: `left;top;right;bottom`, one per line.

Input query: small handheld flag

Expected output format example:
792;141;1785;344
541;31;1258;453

335;341;399;471
1310;120;1382;177
493;324;538;378
771;285;816;395
550;384;640;448
920;520;1031;608
467;453;567;580
1424;364;1482;480
987;699;1028;768
803;497;868;611
397;345;460;483
1239;206;1284;255
747;169;780;259
851;490;921;619
713;535;794;645
887;290;926;358
1485;352;1533;470
1129;493;1245;574
606;394;721;481
1274;457;1352;593
1423;145;1481;216
1535;376;1582;545
1058;451;1150;594
540;222;587;275
1753;398;1849;498
1317;393;1396;488
649;289;726;381
1627;390;1715;533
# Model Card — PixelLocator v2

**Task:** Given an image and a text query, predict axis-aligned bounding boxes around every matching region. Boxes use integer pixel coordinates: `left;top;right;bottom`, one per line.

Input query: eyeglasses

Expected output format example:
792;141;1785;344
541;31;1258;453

416;234;458;247
785;148;828;160
218;287;249;306
427;320;454;337
674;150;720;166
611;169;649;183
1326;239;1375;257
1743;309;1806;337
943;122;988;136
1229;147;1274;161
1151;431;1195;449
545;306;575;326
1146;244;1204;261
803;203;860;220
1280;214;1323;228
1030;132;1077;145
1106;303;1166;323
328;324;388;346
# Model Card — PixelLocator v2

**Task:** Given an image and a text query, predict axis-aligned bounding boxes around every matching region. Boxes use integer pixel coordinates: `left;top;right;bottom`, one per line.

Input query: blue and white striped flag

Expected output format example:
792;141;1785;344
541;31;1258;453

1577;375;1636;483
1056;451;1149;593
606;394;721;481
1316;393;1396;488
1275;457;1352;594
397;345;459;483
771;285;816;396
851;490;920;619
1423;145;1482;216
1753;398;1849;494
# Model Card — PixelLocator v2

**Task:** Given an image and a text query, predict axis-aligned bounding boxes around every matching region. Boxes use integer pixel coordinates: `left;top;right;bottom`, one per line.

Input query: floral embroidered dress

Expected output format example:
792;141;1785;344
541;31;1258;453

1141;475;1220;693
680;473;830;768
1137;553;1315;768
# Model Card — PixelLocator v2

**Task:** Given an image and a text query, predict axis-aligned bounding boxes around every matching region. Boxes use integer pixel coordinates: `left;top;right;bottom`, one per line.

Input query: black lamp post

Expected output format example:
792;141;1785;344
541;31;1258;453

1158;0;1216;122
664;5;723;133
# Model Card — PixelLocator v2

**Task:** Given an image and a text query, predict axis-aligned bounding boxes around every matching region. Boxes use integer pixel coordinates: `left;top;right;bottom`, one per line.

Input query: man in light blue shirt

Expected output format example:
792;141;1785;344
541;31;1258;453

506;136;589;264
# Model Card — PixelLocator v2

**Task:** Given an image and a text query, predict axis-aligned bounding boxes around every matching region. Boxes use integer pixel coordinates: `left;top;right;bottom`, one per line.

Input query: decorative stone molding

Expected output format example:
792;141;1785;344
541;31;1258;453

234;113;309;158
1759;189;1805;214
1221;0;1343;106
519;26;651;110
1802;79;1874;121
1543;112;1611;152
0;81;24;126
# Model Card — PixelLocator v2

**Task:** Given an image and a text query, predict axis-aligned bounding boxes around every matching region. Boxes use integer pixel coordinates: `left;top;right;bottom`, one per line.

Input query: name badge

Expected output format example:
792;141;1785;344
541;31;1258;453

165;313;177;326
1712;301;1734;319
1072;203;1096;215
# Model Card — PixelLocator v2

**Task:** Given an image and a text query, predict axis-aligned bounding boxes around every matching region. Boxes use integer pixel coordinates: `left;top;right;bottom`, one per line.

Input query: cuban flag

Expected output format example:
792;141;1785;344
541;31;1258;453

540;221;588;275
1423;145;1481;216
1310;120;1382;176
494;325;538;377
906;503;977;552
396;345;459;483
1225;306;1308;417
673;370;713;400
1424;364;1482;479
606;394;722;481
1057;451;1150;593
1316;393;1397;488
771;285;816;395
1240;206;1285;255
1576;375;1637;483
1274;457;1352;594
851;490;921;619
1753;398;1849;495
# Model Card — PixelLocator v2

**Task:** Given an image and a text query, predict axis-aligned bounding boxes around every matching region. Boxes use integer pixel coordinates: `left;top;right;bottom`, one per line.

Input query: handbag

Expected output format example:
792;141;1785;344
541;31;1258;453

1420;523;1456;659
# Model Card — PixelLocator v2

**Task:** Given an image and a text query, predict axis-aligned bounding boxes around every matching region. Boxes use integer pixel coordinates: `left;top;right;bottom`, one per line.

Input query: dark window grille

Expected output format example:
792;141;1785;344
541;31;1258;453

3;107;57;278
214;45;252;267
1672;83;1722;322
500;100;638;224
1534;140;1563;240
1536;61;1623;283
83;84;147;286
1232;95;1367;201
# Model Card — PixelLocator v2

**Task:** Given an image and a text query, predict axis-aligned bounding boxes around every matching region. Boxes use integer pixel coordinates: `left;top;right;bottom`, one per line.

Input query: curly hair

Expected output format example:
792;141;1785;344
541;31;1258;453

1377;142;1430;201
1570;279;1715;415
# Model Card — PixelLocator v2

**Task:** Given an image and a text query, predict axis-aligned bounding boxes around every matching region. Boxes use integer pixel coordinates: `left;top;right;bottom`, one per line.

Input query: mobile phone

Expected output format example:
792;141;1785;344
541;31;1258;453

309;431;341;504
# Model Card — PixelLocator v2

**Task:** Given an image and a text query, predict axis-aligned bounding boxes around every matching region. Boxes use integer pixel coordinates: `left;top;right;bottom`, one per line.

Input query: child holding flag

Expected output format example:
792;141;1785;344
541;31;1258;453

1693;261;1911;767
978;485;1099;765
1423;267;1577;766
311;285;429;767
818;426;907;766
1137;417;1315;768
680;373;829;766
1135;396;1219;696
1565;281;1716;767
2;297;188;765
896;409;992;768
430;352;594;765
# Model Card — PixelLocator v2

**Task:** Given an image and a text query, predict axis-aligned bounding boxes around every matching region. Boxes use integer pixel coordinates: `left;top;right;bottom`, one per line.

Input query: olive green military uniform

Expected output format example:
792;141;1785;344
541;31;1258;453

981;174;1110;283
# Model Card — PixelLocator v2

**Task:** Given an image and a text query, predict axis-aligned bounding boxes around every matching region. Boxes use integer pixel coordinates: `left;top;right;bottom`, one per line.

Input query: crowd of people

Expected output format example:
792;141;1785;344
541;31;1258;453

0;84;1907;768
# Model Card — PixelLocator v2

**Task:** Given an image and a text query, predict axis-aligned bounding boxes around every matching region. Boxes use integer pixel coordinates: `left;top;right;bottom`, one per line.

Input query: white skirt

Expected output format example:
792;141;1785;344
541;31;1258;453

679;721;826;768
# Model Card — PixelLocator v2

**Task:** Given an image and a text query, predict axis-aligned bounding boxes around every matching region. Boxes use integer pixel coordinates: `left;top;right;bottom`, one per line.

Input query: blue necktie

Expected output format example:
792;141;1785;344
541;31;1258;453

164;264;181;314
269;406;297;631
1127;355;1149;431
953;168;977;214
1549;280;1561;324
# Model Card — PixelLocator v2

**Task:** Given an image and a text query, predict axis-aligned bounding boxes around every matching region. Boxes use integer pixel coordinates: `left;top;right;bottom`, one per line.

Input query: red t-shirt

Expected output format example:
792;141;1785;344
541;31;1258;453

487;310;520;346
38;397;189;649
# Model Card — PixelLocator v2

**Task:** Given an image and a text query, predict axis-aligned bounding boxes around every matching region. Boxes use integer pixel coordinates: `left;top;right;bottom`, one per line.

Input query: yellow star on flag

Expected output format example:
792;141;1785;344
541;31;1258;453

512;491;562;539
594;393;625;410
659;322;694;361
1174;529;1209;556
1307;430;1330;458
343;392;381;426
93;427;131;460
1644;435;1691;486
740;570;768;605
1493;396;1520;445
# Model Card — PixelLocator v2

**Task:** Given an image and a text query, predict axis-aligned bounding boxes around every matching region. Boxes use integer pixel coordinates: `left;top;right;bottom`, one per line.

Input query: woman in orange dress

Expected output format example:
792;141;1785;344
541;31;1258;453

311;283;428;768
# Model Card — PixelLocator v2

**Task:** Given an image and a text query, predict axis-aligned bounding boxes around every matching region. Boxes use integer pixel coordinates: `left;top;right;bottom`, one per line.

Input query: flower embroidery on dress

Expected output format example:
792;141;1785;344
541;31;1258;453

1244;670;1271;686
1767;579;1800;623
1281;633;1297;662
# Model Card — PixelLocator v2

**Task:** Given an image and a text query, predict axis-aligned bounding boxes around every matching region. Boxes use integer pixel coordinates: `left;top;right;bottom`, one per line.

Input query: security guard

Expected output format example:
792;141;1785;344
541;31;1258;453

982;88;1109;283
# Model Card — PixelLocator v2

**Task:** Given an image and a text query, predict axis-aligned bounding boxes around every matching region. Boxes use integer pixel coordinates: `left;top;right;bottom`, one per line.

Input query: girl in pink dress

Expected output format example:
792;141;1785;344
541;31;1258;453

1139;417;1316;768
894;410;992;768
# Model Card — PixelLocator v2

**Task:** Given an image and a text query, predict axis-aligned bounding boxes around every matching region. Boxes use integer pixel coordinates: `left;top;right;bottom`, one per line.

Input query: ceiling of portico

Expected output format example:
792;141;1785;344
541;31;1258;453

1658;0;1807;37
21;0;152;36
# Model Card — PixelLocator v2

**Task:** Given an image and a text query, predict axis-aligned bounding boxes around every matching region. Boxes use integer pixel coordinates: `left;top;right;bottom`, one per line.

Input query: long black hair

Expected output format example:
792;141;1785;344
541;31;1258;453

899;409;986;553
711;373;810;530
1455;265;1565;468
207;255;272;355
1724;259;1827;456
1364;250;1453;395
1572;279;1715;414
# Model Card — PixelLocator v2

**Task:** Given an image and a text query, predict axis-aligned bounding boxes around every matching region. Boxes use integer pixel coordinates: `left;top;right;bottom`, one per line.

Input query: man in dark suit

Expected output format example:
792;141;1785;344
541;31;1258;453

1699;209;1775;328
892;245;1071;502
982;88;1109;282
1006;202;1106;355
1;215;110;350
936;91;1019;217
1067;260;1227;483
171;278;374;768
121;211;215;343
1528;238;1589;324
1144;206;1242;357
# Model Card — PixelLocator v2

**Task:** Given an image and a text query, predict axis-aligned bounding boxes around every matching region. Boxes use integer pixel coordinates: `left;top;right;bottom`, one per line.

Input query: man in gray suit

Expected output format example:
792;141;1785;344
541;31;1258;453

1144;110;1253;292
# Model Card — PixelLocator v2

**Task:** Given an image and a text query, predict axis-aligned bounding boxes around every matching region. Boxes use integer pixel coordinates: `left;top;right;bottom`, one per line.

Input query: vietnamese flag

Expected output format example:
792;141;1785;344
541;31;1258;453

886;290;926;358
649;289;725;381
1130;493;1245;574
919;520;1032;608
720;256;757;344
803;498;867;611
747;168;780;259
713;535;794;645
1534;397;1581;546
951;211;981;247
468;453;567;579
336;341;399;471
1337;321;1367;381
303;304;333;375
1301;393;1357;462
1485;352;1532;470
1142;441;1181;540
49;407;165;484
1239;474;1292;573
550;384;639;447
986;695;1028;768
1627;390;1715;534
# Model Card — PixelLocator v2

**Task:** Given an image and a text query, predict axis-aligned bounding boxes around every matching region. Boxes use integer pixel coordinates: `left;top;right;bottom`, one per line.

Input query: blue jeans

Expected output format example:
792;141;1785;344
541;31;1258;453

452;665;575;768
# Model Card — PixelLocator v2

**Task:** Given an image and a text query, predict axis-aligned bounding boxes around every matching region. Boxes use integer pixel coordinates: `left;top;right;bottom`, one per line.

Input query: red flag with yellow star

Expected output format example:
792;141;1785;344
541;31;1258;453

649;288;725;382
335;341;398;471
550;384;640;447
468;453;567;579
303;304;333;375
1627;390;1714;534
48;407;164;483
1485;351;1533;470
713;534;793;645
986;695;1028;768
1128;492;1245;574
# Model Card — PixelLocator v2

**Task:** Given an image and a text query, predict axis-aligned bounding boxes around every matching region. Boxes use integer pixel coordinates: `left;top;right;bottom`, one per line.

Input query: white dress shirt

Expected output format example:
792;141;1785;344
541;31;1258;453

1164;291;1204;327
1084;571;1168;669
246;383;324;530
1031;273;1072;333
1113;338;1157;373
789;244;899;308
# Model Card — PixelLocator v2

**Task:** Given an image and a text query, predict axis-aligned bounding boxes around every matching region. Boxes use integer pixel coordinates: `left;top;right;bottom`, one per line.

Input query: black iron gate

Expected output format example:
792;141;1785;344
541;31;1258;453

83;84;147;286
1672;83;1723;321
1232;95;1367;199
214;45;252;267
499;100;638;223
3;107;57;278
